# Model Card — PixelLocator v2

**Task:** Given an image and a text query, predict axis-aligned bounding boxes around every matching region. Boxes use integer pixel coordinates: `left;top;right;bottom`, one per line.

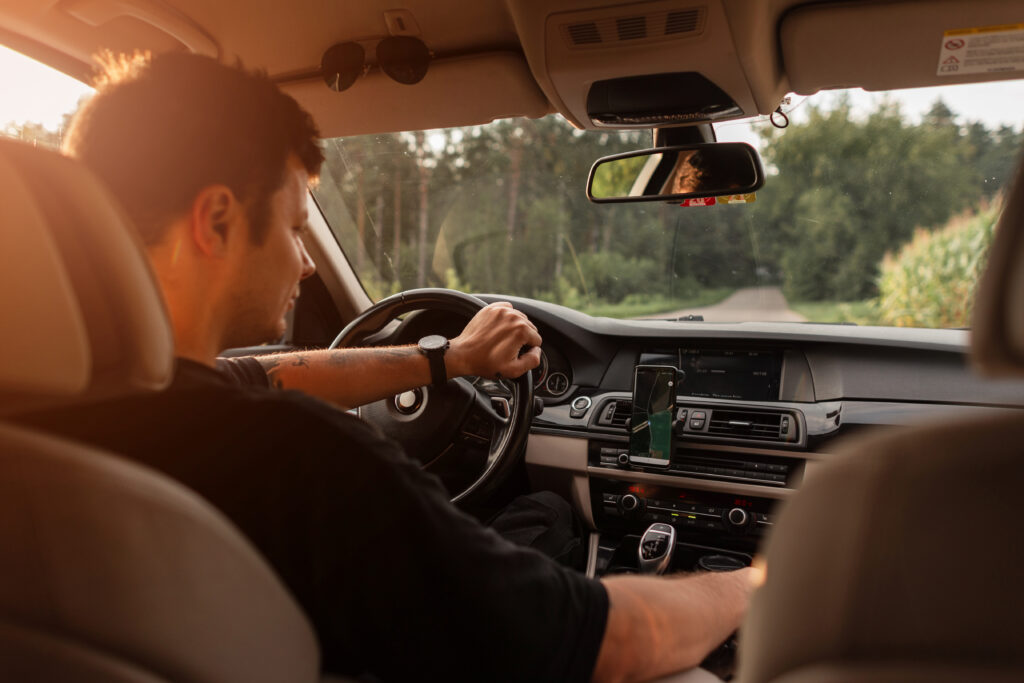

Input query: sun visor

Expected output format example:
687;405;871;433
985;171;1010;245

781;0;1024;95
284;51;552;138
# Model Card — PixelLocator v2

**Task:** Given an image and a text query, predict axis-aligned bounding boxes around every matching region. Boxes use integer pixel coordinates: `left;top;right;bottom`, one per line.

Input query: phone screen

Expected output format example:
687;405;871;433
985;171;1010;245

629;365;677;467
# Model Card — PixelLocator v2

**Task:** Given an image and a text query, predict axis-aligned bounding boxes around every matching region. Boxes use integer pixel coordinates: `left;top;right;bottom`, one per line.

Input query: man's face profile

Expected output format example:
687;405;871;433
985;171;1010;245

222;154;316;348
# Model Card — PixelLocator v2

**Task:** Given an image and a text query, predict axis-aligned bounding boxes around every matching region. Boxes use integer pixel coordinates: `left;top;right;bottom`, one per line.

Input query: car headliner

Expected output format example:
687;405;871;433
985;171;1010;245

0;0;1020;137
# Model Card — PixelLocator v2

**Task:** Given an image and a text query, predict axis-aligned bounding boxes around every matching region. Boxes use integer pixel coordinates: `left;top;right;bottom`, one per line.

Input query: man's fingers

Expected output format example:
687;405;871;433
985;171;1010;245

451;302;544;379
524;327;542;348
503;347;542;377
486;301;513;311
514;310;540;334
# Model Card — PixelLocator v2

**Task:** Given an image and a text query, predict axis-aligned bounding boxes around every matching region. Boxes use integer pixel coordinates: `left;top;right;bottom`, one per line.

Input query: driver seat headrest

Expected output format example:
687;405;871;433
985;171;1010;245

0;138;173;414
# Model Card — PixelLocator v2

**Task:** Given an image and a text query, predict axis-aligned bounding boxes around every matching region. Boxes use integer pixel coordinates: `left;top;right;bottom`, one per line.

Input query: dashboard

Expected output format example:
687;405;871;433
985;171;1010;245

470;295;1024;578
385;294;1024;577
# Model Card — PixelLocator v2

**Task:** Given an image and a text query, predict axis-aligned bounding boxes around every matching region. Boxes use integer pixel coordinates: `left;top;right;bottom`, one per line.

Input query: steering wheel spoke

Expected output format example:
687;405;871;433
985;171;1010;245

466;380;512;427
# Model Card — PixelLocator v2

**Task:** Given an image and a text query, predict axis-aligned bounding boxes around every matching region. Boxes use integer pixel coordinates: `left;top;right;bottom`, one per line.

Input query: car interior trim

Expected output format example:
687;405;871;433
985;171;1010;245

303;193;372;323
587;465;795;501
584;532;601;579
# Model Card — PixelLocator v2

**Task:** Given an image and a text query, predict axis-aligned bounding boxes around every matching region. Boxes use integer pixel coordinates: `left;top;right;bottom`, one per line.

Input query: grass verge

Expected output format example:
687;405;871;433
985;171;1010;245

579;289;734;319
790;300;880;325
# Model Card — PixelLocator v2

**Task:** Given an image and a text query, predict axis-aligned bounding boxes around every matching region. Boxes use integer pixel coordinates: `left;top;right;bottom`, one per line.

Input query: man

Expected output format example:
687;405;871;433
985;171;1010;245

21;53;755;682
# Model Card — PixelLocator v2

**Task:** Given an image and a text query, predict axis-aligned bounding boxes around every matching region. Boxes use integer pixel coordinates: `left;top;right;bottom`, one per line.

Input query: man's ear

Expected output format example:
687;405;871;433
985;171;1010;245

190;185;242;257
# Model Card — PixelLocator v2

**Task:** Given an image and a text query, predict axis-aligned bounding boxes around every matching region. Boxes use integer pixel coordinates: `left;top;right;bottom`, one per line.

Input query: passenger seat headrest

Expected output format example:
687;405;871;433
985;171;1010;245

971;155;1024;377
0;138;173;412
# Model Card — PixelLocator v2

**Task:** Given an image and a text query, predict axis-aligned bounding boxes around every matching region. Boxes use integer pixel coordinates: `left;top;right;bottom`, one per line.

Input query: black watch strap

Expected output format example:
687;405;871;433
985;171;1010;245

418;335;449;388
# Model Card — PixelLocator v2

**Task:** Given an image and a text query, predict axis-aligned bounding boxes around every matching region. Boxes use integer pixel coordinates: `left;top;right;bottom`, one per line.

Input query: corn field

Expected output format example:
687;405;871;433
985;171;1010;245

876;199;1001;328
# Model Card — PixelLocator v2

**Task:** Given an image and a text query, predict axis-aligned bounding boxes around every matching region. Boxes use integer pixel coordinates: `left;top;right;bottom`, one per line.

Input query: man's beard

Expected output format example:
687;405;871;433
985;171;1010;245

222;302;287;351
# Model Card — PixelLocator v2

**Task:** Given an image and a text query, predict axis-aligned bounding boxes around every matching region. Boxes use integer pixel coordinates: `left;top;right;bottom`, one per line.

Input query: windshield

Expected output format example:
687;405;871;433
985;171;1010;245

311;81;1022;327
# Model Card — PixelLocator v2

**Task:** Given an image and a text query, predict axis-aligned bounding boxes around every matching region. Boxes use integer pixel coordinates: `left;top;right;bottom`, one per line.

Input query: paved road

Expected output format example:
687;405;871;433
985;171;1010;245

646;286;807;322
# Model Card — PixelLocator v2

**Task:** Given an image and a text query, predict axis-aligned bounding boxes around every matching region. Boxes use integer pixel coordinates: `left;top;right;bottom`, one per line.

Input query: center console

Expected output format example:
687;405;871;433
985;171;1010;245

589;478;775;575
585;346;800;578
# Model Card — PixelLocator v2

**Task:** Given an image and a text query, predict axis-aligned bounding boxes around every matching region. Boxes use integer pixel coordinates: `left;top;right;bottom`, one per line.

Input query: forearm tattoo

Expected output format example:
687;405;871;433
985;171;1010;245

258;347;417;390
257;354;298;390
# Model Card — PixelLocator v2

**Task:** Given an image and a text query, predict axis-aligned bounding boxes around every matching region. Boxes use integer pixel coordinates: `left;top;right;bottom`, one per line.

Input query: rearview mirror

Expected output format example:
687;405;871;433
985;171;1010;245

587;142;764;203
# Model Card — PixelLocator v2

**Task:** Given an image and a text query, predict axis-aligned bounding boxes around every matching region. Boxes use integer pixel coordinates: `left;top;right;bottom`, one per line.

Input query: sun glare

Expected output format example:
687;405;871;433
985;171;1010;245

0;44;93;131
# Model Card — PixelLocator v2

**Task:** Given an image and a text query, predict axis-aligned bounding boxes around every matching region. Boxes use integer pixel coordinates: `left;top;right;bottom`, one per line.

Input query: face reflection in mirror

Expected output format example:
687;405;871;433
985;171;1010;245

666;150;702;194
588;143;763;202
666;147;756;195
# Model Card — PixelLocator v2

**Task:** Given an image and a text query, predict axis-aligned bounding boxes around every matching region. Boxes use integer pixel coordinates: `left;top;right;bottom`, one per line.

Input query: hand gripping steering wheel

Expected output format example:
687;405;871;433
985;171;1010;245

329;288;534;503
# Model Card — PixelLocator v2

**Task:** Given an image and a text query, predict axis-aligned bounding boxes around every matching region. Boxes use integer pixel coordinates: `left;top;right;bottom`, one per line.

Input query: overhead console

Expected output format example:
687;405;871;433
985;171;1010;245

586;71;743;128
508;0;764;129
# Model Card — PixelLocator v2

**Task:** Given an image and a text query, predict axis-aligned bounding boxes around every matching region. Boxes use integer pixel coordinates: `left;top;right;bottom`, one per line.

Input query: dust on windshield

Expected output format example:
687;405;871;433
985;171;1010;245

310;83;1022;328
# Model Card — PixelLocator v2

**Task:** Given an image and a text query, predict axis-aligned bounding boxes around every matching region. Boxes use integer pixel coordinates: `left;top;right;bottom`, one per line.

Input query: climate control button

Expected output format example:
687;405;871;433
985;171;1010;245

619;493;646;519
726;507;750;527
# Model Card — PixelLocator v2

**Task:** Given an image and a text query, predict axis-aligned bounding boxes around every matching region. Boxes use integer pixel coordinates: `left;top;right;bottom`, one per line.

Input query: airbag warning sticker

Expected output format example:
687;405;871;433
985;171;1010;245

938;24;1024;76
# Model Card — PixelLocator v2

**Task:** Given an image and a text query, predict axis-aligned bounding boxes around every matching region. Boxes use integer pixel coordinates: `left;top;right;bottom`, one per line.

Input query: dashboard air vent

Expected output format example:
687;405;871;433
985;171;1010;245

598;399;632;428
664;9;701;35
562;7;706;49
707;409;788;442
567;22;602;45
616;16;646;41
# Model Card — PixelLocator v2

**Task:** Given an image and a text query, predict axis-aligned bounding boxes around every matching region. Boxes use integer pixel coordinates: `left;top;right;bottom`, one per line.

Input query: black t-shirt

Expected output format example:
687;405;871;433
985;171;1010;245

216;355;270;387
16;359;608;681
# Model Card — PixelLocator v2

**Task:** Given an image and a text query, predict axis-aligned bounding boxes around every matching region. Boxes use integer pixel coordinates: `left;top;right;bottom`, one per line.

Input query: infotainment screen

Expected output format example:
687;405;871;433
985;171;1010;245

679;349;782;401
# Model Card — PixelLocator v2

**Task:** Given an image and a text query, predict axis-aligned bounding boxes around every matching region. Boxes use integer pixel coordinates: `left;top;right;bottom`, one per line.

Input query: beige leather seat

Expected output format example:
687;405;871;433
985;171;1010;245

736;162;1024;680
0;138;320;682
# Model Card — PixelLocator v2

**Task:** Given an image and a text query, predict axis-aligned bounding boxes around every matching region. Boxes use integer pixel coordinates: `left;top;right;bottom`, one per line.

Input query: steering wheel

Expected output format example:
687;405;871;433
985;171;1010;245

329;288;534;504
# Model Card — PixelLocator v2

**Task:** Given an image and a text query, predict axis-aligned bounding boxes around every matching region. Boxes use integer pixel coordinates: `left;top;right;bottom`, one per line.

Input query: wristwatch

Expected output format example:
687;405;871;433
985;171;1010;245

418;335;450;388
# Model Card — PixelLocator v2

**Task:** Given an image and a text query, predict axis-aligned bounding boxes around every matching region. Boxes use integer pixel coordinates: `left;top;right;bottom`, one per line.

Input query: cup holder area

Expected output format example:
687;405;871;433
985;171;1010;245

596;535;751;577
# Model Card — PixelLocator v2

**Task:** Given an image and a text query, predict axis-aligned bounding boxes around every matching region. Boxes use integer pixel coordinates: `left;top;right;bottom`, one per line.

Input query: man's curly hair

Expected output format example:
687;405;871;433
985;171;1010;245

64;51;324;245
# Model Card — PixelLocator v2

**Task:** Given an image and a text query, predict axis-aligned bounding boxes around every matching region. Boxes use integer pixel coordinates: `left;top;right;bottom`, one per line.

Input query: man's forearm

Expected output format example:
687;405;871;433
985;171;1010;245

254;347;436;409
248;302;542;408
593;568;755;683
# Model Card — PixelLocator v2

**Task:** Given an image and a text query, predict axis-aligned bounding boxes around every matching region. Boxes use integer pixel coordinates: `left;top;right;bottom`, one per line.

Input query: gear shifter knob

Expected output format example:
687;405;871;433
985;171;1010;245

638;523;676;574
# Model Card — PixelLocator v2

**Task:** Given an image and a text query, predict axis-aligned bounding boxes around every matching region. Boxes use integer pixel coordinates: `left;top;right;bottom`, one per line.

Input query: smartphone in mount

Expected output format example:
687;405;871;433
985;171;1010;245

629;365;678;467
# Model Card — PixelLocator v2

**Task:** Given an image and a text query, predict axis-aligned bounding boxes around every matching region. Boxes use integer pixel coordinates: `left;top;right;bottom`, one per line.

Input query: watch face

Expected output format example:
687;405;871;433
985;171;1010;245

420;334;448;352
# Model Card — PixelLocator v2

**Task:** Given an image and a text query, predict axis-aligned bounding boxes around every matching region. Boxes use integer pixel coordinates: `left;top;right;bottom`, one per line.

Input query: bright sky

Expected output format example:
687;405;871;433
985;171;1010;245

2;41;1022;145
0;45;93;129
717;80;1024;148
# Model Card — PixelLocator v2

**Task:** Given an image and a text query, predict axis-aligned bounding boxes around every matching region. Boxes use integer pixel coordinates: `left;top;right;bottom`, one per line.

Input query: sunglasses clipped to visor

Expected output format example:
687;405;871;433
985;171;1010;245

321;36;432;92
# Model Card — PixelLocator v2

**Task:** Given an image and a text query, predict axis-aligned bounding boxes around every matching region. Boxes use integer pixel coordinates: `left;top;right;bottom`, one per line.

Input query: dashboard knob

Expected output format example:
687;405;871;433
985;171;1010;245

617;452;630;466
620;494;641;514
726;507;750;528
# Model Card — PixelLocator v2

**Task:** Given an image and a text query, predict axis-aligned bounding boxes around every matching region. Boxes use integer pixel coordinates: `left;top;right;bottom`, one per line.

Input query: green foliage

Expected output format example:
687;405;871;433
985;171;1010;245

591;154;646;199
572;251;664;303
790;300;880;325
2;106;79;149
754;96;991;302
311;96;1020;323
2;120;62;148
875;200;1000;328
577;289;733;319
